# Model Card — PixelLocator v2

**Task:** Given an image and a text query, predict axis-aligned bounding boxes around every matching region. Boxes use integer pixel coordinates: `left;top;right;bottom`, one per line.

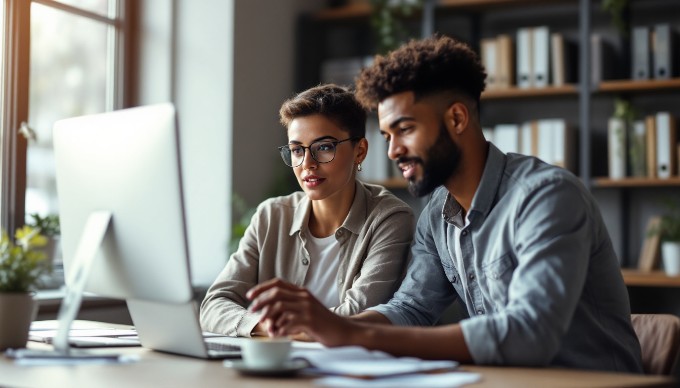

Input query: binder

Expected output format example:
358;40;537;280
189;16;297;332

481;38;499;89
516;28;533;89
360;117;389;183
532;26;550;88
551;119;572;171
493;124;520;154
653;24;675;79
632;26;651;80
591;34;614;85
519;121;534;157
608;117;627;179
655;112;677;178
645;115;657;178
496;34;514;88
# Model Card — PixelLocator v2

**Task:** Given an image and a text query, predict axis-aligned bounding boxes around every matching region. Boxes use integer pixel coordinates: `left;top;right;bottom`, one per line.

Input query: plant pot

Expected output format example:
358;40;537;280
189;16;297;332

0;293;37;350
661;241;680;277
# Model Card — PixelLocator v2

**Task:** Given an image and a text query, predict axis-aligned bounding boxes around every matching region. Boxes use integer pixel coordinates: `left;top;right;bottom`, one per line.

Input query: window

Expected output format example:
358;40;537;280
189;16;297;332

1;0;128;234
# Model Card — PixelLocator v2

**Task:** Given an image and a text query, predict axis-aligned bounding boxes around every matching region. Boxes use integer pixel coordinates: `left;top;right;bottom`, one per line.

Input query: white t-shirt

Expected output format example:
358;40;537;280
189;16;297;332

304;233;341;308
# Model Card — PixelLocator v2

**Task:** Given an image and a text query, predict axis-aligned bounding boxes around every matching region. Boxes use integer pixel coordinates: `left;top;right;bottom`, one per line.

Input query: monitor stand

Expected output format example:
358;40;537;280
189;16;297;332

6;211;124;361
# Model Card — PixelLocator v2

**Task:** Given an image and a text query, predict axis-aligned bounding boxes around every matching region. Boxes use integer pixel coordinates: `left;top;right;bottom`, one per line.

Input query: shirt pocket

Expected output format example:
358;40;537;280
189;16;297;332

482;252;516;310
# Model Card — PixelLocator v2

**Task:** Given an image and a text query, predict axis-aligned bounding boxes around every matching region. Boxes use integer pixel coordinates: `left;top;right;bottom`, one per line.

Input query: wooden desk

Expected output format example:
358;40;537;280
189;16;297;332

0;344;674;387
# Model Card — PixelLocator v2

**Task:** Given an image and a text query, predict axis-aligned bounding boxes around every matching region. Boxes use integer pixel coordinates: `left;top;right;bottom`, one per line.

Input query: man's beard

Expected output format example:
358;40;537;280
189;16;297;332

397;121;462;197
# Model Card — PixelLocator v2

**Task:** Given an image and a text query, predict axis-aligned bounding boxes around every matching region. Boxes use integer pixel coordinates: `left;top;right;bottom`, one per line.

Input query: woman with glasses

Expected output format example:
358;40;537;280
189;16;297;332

200;84;414;338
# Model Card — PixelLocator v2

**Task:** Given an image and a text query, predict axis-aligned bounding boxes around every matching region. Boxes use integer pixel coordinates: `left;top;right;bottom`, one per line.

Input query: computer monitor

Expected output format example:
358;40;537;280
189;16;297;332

53;103;193;305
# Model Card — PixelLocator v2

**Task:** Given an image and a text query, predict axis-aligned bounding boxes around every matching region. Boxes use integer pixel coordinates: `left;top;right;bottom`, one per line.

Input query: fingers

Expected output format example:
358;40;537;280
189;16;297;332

246;278;299;301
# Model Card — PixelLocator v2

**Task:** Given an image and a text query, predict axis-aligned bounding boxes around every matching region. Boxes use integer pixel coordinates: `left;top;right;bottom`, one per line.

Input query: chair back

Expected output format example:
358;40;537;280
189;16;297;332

631;314;680;376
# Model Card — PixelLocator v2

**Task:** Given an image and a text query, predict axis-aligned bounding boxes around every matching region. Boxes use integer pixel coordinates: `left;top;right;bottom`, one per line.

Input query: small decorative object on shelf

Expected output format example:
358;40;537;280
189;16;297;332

0;226;52;350
647;199;680;276
369;0;423;54
602;0;629;36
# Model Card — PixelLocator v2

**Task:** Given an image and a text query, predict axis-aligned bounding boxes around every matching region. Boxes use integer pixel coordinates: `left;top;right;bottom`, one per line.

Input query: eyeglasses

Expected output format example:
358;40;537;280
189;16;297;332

278;137;358;168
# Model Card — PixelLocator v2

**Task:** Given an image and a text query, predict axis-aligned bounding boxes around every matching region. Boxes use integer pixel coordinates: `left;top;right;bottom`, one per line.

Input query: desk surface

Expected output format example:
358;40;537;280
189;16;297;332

0;344;674;388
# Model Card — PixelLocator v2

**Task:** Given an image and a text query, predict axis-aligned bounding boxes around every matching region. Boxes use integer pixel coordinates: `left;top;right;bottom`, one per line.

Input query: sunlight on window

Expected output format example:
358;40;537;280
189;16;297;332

0;0;5;127
54;0;110;17
26;2;113;217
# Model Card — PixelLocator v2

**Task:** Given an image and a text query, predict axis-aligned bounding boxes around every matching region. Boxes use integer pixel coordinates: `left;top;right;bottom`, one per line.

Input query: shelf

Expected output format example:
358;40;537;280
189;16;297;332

597;78;680;93
314;0;572;21
592;177;680;188
621;269;680;288
438;0;564;10
313;3;372;20
481;85;578;99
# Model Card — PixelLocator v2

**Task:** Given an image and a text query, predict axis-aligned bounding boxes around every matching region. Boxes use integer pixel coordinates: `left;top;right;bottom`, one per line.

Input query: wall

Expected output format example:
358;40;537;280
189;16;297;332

136;0;232;286
232;0;322;205
135;0;322;285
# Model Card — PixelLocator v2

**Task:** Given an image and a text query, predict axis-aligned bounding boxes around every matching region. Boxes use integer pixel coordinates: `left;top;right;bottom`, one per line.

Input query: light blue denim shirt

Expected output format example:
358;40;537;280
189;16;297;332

370;143;643;373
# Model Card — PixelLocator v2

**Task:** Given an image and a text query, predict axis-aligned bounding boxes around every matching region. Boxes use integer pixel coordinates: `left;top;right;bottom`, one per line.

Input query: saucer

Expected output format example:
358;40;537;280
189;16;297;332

229;359;308;377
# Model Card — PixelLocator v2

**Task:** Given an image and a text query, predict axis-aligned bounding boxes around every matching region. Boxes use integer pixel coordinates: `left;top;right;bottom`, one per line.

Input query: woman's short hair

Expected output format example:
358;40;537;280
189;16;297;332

279;84;367;140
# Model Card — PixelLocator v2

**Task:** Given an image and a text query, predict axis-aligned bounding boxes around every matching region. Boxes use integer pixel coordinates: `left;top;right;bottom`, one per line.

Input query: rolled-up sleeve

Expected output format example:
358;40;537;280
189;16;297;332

369;201;458;326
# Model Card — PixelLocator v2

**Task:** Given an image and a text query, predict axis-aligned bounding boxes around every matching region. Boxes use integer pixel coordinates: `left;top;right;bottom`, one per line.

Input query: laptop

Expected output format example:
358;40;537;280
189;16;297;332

127;299;243;359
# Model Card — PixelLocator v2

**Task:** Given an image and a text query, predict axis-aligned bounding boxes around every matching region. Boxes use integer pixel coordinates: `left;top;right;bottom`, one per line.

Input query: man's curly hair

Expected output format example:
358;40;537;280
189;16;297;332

355;35;487;112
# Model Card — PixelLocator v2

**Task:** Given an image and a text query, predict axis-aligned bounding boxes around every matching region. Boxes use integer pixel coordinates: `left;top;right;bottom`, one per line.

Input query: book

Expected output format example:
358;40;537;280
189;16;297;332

645;115;657;178
638;216;662;272
496;34;514;88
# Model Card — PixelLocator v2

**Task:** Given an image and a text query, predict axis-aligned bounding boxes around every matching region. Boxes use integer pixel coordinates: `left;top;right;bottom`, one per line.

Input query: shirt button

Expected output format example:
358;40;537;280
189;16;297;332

469;273;475;281
302;258;309;265
336;230;343;237
339;278;344;284
452;276;457;283
476;309;484;315
462;230;468;236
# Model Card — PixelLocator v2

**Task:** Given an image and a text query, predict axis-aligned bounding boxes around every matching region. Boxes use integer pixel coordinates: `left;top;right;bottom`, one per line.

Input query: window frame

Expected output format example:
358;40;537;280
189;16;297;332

1;0;131;234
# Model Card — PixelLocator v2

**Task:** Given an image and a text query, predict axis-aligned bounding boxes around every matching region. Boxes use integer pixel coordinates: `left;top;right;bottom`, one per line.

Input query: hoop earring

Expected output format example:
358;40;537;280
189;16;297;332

357;163;362;172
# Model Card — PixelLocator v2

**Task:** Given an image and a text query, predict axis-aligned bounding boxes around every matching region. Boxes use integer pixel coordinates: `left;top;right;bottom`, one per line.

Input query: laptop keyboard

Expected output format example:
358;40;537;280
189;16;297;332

205;341;241;352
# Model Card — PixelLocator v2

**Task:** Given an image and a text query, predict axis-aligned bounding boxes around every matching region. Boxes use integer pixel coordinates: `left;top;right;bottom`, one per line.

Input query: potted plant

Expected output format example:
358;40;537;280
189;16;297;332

649;200;680;276
0;226;52;350
26;213;60;266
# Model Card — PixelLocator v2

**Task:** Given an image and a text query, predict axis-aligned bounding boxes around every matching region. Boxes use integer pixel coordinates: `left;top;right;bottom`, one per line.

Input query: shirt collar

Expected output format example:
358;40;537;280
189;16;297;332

290;180;366;236
442;142;506;227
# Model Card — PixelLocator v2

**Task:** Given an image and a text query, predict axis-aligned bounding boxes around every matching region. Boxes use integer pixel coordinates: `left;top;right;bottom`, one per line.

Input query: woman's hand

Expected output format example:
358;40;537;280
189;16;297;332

247;278;355;346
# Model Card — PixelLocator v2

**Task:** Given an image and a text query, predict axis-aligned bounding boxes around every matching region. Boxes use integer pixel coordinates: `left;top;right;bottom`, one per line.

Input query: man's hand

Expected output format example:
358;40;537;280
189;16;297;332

246;278;355;346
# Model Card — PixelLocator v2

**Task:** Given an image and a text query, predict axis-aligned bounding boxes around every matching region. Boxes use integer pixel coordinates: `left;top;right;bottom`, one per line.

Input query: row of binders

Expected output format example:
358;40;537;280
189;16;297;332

608;112;678;180
482;27;577;90
632;24;676;80
483;119;574;171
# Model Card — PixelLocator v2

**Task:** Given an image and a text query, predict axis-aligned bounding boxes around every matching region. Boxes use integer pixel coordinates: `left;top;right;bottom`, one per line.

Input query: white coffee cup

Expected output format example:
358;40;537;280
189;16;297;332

241;337;292;369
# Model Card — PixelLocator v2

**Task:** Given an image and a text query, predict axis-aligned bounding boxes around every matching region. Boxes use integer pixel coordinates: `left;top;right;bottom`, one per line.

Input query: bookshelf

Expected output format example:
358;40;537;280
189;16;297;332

622;269;680;288
301;0;680;274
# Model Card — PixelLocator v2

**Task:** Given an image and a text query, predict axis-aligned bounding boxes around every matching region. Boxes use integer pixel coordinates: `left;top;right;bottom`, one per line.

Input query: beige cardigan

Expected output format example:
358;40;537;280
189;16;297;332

199;181;414;337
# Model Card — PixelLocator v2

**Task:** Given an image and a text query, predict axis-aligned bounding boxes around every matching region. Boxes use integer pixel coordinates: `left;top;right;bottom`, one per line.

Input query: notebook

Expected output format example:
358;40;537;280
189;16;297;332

127;299;243;359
